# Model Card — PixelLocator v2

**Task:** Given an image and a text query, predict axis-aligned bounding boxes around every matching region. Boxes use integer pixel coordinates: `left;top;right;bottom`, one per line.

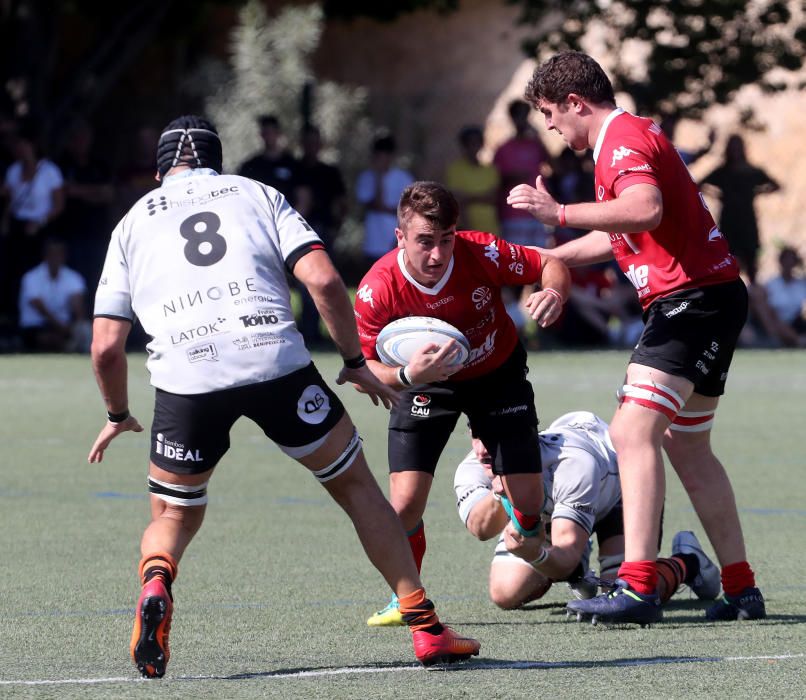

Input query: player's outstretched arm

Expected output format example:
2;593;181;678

293;249;398;409
88;317;143;463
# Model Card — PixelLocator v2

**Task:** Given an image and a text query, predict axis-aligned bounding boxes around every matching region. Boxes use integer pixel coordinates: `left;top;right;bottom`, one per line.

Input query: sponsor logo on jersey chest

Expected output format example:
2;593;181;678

472;286;492;309
186;342;218;363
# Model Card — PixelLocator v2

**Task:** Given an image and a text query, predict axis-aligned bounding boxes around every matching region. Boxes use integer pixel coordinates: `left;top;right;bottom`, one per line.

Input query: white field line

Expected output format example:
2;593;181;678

0;653;803;686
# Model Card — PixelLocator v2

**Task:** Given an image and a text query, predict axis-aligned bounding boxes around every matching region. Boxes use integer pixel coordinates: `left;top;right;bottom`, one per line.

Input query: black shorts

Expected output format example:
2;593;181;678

629;279;748;397
150;363;345;475
388;343;541;477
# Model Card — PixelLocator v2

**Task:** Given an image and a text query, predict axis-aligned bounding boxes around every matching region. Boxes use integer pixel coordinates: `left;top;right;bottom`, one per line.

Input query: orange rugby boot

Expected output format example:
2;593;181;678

411;625;480;666
130;576;173;678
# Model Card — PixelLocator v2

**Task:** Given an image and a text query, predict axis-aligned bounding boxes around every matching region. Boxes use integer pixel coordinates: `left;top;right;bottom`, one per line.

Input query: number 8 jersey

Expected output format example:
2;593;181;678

94;169;323;394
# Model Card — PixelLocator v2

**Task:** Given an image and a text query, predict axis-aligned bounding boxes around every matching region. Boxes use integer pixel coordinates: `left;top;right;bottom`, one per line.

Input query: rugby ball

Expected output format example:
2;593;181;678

376;316;470;368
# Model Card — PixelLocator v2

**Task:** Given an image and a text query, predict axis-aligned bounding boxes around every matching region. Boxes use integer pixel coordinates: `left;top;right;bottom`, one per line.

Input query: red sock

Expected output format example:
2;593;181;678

398;587;443;634
655;557;687;604
407;521;426;574
617;560;658;595
721;561;756;597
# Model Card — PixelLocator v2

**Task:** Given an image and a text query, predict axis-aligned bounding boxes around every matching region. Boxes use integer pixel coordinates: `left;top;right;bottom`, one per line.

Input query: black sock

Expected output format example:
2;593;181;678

676;553;701;585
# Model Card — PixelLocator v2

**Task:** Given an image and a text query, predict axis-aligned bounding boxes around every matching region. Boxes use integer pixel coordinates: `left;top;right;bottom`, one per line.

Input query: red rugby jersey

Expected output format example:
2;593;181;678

355;231;543;381
594;109;738;308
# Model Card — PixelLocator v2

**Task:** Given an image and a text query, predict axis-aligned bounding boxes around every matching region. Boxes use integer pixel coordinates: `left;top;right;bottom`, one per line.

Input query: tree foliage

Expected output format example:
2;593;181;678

194;1;370;174
508;0;806;117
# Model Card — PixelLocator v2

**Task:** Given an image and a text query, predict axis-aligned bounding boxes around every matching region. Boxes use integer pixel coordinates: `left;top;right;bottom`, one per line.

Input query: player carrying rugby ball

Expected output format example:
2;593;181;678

353;180;570;625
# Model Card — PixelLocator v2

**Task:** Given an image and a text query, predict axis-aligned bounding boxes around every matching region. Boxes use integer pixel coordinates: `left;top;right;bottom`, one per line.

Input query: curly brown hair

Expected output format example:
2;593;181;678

524;51;615;108
397;181;459;231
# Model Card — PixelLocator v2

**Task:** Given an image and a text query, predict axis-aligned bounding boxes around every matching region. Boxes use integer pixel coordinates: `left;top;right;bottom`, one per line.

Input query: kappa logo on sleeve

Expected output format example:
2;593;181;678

356;284;374;308
610;145;638;167
484;241;500;267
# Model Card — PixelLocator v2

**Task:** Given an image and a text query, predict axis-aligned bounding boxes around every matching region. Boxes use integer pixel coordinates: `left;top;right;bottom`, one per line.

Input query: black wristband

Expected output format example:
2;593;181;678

107;409;130;423
343;353;366;369
398;366;412;387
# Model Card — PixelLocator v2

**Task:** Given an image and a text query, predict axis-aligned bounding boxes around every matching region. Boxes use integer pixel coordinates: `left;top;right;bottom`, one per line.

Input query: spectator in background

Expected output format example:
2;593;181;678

546;147;595;246
294;123;347;347
238;115;299;201
660;115;715;167
355;132;414;269
115;125;160;215
445;125;499;234
1;120;65;326
58;117;115;296
18;238;89;352
701;134;780;284
493;100;550;247
747;246;806;348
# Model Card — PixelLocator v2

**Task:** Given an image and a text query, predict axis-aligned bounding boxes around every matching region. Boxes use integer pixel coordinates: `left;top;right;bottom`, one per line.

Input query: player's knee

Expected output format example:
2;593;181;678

489;578;528;609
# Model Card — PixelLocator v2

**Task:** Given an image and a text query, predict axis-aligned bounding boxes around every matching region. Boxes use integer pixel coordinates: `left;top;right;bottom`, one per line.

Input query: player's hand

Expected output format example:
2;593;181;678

337;364;399;410
524;288;564;328
506;175;560;225
407;340;463;384
503;520;547;563
88;415;144;464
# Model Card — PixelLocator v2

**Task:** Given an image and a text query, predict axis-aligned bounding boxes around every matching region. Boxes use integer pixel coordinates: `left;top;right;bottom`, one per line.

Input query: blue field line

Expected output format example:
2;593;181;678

1;653;803;685
680;505;806;517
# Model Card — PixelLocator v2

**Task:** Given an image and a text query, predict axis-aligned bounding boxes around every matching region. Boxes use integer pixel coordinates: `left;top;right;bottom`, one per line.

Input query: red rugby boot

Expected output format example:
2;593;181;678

130;577;173;678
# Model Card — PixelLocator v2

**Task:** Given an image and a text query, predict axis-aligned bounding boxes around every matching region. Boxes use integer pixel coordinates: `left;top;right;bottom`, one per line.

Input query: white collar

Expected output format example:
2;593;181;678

162;167;219;186
592;108;625;163
396;249;454;295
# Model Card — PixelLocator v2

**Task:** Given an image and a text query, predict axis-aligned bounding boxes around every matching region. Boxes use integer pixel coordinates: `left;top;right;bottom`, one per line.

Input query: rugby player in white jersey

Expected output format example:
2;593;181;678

88;115;479;678
455;412;721;615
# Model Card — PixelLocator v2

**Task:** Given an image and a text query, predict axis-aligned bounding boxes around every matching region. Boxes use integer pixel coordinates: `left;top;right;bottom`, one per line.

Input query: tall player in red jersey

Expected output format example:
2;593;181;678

355;181;570;626
507;51;765;625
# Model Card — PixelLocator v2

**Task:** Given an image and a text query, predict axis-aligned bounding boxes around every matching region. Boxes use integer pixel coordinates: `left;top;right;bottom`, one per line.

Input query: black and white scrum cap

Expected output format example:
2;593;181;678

156;115;223;177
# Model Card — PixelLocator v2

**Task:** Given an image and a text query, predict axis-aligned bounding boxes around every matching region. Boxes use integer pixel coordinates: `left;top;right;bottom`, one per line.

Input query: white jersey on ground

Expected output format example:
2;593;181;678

454;411;621;534
94;169;321;394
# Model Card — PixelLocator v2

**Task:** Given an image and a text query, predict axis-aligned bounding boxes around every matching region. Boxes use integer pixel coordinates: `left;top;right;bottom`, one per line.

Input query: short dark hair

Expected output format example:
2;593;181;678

398;181;459;231
372;132;396;153
258;114;280;129
524;51;615;107
458;125;483;146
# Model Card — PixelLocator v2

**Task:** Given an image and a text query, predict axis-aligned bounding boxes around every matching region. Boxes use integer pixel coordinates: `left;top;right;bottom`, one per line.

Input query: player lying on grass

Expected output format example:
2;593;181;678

458;412;721;622
353;180;570;626
88;115;479;678
372;411;720;625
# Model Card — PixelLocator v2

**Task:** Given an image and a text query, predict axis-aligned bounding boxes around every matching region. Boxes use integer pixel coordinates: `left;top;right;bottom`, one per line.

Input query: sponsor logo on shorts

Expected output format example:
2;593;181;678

610;146;637;167
297;384;331;425
484;242;500;268
457;485;489;508
172;318;227;345
426;295;454;310
664;301;689;318
411;393;431;417
572;503;595;515
186;342;218;363
155;433;203;461
495;404;528;416
472;286;492;310
598;185;605;201
695;360;710;375
356;284;374;308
